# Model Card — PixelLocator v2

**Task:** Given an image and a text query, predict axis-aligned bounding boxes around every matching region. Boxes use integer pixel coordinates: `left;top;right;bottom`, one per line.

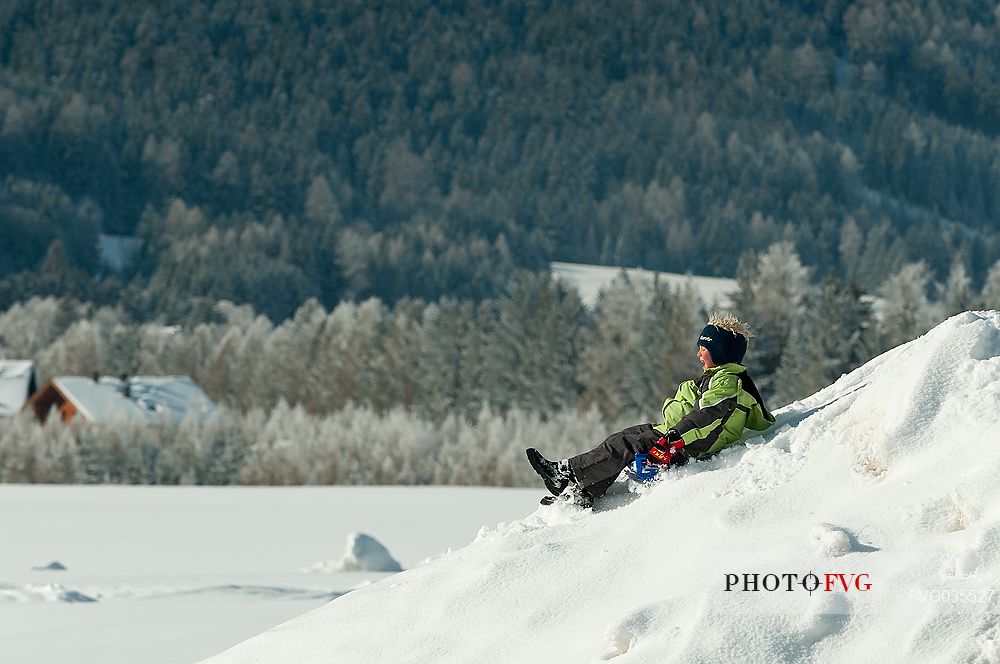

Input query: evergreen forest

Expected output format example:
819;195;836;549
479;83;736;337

3;1;1000;484
2;0;1000;316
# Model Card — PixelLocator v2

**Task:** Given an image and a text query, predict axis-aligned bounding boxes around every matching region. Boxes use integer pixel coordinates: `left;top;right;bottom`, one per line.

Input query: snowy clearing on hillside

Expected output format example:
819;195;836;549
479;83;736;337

210;312;1000;664
0;485;540;664
551;260;737;309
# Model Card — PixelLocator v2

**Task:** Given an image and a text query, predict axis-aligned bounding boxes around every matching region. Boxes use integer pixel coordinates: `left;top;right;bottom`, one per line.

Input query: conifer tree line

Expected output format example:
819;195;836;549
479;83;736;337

4;0;1000;322
0;402;621;487
3;241;997;485
0;271;693;422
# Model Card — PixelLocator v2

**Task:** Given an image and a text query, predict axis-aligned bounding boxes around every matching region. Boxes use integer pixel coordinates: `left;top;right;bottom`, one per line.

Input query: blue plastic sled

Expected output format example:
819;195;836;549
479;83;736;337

625;453;661;482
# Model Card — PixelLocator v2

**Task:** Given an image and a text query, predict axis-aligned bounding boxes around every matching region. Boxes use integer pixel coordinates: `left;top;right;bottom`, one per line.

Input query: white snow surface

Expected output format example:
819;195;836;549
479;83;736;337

0;485;541;663
208;311;1000;664
551;260;737;310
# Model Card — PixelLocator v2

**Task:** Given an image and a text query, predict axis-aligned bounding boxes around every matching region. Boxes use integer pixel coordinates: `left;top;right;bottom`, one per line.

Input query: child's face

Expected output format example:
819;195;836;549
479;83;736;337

697;346;716;369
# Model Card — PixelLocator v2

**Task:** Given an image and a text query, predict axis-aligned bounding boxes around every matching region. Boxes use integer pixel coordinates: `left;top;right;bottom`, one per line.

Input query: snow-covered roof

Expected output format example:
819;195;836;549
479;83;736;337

551;260;737;310
52;375;216;424
0;360;34;416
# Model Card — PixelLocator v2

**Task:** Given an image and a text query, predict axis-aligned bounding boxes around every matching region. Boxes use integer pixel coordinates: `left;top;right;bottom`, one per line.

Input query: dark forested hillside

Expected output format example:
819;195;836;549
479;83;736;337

2;0;1000;321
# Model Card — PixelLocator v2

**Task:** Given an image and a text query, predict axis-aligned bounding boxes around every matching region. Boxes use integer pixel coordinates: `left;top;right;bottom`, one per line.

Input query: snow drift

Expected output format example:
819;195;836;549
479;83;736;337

302;532;403;573
205;311;1000;664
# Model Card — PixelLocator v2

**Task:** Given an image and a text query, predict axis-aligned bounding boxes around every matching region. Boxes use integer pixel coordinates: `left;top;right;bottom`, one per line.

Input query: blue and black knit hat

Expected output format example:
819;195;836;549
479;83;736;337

696;315;750;365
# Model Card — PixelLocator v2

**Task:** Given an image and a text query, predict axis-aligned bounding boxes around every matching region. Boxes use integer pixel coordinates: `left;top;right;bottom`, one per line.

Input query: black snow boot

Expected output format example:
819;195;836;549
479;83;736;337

540;483;595;509
526;448;571;496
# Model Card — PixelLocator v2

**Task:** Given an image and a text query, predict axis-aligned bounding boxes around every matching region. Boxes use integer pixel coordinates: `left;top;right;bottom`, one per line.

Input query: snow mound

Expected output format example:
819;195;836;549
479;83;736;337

302;533;403;574
206;312;1000;664
32;560;67;571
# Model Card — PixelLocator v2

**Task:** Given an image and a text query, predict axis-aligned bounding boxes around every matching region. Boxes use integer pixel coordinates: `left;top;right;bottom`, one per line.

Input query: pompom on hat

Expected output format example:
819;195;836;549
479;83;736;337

696;314;751;365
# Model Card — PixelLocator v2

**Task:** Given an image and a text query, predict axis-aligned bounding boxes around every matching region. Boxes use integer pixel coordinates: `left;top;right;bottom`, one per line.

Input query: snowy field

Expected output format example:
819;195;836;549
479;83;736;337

0;485;541;663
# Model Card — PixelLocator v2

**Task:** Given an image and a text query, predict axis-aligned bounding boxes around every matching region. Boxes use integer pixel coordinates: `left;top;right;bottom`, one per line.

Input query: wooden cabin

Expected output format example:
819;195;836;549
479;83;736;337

23;375;216;424
23;379;80;422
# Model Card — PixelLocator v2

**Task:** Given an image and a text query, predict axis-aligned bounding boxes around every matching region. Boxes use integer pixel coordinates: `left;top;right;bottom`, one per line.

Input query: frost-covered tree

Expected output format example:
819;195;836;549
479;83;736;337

371;299;424;412
979;259;1000;310
483;273;585;414
136;324;185;375
305;303;357;412
194;416;251;485
772;280;878;406
35;418;80;483
940;258;972;317
344;299;389;408
578;274;648;419
838;217;863;284
304;174;342;226
99;307;140;377
879;261;938;349
37;318;105;378
100;422;149;484
229;315;275;410
175;322;225;388
623;280;702;420
238;400;315;485
732;242;812;395
73;422;110;483
849;220;907;292
0;297;76;360
202;326;245;408
259;298;327;408
369;406;437;484
457;301;497;420
304;299;386;412
417;299;471;422
0;415;38;482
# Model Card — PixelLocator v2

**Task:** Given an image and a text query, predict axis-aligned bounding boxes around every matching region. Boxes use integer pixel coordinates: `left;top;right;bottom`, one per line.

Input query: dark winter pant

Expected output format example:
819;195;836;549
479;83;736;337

567;423;664;499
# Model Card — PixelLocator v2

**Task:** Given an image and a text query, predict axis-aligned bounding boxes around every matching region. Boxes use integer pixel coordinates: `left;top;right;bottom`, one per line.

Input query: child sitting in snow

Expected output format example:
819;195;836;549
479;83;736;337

526;314;775;507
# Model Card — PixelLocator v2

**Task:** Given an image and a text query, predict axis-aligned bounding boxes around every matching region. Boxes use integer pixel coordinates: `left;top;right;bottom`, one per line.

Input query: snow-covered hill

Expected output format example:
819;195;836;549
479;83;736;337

206;311;1000;664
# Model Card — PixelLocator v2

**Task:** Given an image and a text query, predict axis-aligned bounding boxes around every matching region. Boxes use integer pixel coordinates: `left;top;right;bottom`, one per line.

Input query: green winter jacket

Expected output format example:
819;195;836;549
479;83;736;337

652;363;774;458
